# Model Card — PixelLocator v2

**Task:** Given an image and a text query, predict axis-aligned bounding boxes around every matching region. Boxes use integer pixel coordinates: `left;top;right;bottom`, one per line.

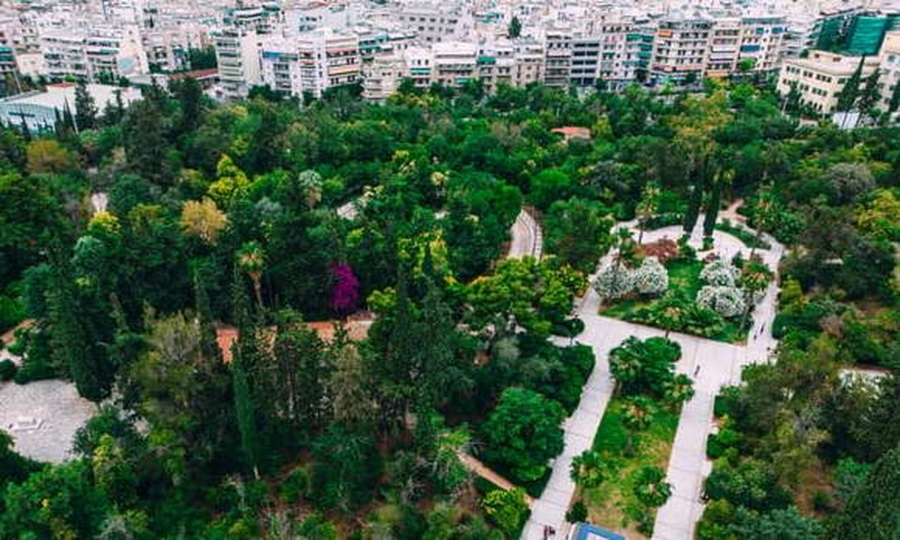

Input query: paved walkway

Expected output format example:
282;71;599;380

508;209;543;259
521;217;784;540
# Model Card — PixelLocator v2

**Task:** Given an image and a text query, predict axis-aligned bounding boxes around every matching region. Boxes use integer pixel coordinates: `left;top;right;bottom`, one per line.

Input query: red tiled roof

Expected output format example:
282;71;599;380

215;319;372;363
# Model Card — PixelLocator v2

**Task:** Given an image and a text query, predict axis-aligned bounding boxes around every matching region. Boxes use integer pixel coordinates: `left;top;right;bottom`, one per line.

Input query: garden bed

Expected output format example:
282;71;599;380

599;259;749;344
578;399;679;539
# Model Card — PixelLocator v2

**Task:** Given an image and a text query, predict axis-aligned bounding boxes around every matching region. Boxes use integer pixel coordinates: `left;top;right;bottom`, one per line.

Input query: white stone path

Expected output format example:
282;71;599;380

521;218;784;540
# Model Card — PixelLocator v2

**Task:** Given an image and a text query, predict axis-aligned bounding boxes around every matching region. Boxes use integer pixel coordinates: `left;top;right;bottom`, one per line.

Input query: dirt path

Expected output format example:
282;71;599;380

457;452;535;505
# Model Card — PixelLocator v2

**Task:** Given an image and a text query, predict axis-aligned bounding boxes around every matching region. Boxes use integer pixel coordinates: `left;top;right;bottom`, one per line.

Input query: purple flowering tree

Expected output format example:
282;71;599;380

330;262;360;316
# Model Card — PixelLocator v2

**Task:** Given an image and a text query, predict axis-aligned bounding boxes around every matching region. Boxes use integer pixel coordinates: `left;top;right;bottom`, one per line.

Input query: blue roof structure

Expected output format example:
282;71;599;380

571;523;627;540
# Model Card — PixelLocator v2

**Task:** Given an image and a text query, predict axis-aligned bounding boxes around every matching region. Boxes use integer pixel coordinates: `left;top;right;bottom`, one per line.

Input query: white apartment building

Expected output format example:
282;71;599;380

477;39;515;94
544;28;572;88
362;54;405;101
431;41;477;88
403;46;433;90
213;28;263;100
396;3;471;45
0;18;16;77
738;16;788;73
259;29;361;99
777;50;880;113
650;17;713;85
706;16;741;77
40;25;149;82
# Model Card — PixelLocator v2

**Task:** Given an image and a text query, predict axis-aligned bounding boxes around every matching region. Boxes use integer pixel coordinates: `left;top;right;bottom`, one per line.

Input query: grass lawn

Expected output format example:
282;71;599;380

599;259;749;344
578;399;679;539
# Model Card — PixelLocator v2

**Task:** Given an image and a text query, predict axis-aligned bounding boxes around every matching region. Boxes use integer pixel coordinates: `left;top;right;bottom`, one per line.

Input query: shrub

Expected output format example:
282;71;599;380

0;359;16;381
632;466;672;507
697;286;746;319
643;213;684;230
706;428;741;459
482;488;529;537
280;466;309;504
640;238;679;263
700;260;738;287
592;264;634;300
633;256;669;296
566;500;588;523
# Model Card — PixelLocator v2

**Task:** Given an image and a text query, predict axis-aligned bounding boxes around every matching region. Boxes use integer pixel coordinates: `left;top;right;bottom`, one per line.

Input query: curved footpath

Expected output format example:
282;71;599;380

521;218;784;540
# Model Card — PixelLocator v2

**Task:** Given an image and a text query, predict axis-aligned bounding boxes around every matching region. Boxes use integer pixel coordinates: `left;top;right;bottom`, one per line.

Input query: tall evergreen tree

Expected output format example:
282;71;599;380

123;97;169;185
74;80;97;131
836;57;866;112
174;77;203;133
508;16;522;39
231;265;261;476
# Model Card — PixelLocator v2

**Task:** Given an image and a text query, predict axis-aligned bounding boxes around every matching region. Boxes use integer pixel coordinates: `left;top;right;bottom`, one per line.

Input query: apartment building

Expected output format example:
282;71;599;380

0;19;17;77
544;29;572;88
396;4;470;45
513;38;544;87
40;25;148;82
213;28;263;100
570;35;600;87
477;40;515;94
403;46;433;90
650;17;713;85
739;16;788;73
362;54;405;101
431;41;477;88
777;50;880;113
706;17;741;77
259;29;361;99
877;32;900;116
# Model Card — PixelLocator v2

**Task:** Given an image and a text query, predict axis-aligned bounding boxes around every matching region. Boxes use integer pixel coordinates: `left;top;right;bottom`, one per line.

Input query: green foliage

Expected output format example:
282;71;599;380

704;458;792;512
481;488;528;537
544;197;614;272
481;388;565;484
829;446;900;539
631;466;672;507
309;427;381;512
0;359;16;381
608;336;684;400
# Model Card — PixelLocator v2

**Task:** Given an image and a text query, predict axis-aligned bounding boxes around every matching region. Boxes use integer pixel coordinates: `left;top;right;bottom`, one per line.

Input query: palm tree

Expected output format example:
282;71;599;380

297;170;323;210
636;182;661;244
237;241;266;310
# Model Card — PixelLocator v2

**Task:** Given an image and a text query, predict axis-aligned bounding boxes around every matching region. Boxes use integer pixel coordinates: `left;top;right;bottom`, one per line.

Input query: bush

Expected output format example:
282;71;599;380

482;488;529;537
706;428;741;459
697;285;745;319
700;260;738;287
566;500;588;523
0;359;17;381
633;257;668;296
280;466;309;504
643;213;684;230
593;264;634;300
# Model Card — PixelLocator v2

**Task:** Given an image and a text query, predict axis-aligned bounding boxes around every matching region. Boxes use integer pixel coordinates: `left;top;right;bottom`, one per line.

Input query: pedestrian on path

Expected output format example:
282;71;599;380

694;365;701;377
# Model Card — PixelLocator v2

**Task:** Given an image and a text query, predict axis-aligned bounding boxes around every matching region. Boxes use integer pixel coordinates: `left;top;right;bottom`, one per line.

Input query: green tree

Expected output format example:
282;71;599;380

830;445;900;539
74;80;97;131
236;241;266;311
544;197;614;272
482;488;528;537
858;68;881;121
636;181;661;244
836;57;865;113
123;97;169;185
508;16;522;39
632;465;672;507
481;387;565;483
608;336;682;398
309;426;380;512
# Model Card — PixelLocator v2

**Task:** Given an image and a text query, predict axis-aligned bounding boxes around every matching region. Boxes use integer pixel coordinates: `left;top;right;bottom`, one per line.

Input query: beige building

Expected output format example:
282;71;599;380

777;50;880;113
877;32;900;117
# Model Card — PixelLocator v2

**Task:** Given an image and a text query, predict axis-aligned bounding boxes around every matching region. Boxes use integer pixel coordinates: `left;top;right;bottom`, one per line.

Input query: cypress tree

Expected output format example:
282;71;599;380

836;57;865;112
830;446;900;539
231;265;260;476
74;79;97;130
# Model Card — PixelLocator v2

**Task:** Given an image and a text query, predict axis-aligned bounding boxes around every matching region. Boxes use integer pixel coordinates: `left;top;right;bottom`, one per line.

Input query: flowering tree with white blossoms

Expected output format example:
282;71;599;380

697;285;746;319
633;256;669;296
593;264;634;300
700;260;739;287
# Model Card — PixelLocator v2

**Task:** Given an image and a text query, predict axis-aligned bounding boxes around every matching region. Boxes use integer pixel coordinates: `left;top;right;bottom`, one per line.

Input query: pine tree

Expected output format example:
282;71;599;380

74;80;97;131
508;16;522;39
231;265;260;476
857;69;881;124
889;80;900;116
123;97;169;185
46;242;114;402
836;57;865;112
